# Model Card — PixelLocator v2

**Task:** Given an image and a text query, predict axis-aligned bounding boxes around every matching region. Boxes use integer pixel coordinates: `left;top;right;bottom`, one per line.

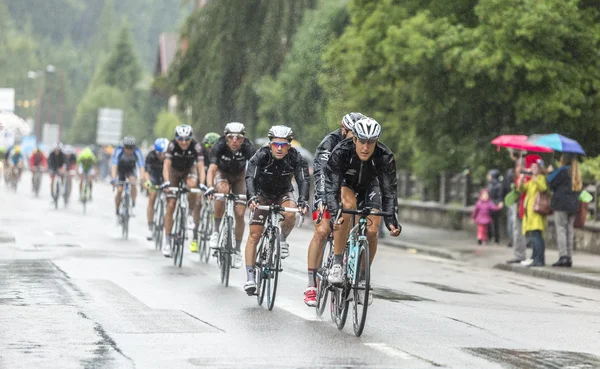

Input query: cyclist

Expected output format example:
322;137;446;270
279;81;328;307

111;136;145;218
48;143;67;196
29;147;47;191
205;122;256;268
63;145;78;204
144;137;169;240
189;132;220;252
303;112;363;306
243;125;309;295
324;118;402;305
160;125;205;257
77;146;97;201
8;145;24;186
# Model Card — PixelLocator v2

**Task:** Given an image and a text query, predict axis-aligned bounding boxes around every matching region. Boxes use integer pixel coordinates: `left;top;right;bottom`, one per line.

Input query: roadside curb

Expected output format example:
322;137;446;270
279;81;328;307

379;239;459;261
494;263;600;290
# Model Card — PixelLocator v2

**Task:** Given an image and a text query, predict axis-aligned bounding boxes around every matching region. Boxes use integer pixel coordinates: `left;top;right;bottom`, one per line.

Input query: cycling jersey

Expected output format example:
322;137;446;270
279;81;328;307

209;137;255;176
10;153;24;166
48;151;67;172
313;128;345;205
112;146;144;179
324;138;399;229
202;147;210;171
77;149;96;171
30;152;47;168
246;146;309;203
165;139;203;171
145;150;164;182
67;154;77;168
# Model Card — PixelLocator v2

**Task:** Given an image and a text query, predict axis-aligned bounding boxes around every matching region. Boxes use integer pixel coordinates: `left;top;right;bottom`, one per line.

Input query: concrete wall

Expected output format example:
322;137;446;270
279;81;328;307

398;199;600;255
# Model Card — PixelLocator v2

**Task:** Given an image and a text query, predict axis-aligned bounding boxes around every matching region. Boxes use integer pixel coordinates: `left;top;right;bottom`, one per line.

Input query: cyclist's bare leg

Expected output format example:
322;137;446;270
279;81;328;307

234;203;246;250
115;186;123;214
281;199;297;238
244;224;263;278
307;219;331;284
186;177;200;233
165;197;176;235
213;181;229;231
366;212;382;265
147;191;158;226
128;175;137;206
333;187;356;255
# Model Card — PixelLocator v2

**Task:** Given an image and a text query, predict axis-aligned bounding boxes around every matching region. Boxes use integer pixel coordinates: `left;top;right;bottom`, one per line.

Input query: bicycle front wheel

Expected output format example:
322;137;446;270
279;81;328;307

255;235;267;306
154;198;164;250
316;237;333;317
266;227;281;311
352;240;371;337
175;205;186;268
331;246;349;330
121;195;129;240
220;216;232;286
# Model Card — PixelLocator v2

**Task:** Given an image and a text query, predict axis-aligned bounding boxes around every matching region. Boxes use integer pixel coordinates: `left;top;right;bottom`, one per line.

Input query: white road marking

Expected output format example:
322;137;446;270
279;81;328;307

364;343;416;359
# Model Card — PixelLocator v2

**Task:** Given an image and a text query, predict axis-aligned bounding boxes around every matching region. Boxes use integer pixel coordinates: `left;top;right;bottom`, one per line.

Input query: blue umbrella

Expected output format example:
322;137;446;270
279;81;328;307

529;133;585;155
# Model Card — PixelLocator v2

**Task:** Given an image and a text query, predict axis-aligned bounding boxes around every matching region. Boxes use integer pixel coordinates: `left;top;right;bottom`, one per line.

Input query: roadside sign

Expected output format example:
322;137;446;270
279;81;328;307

42;123;59;150
97;108;123;145
0;88;15;112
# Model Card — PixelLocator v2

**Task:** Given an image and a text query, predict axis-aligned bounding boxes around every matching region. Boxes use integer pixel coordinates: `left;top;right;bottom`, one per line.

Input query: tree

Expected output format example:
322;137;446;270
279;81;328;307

322;0;600;187
169;0;317;138
255;1;349;150
154;110;182;138
95;24;142;92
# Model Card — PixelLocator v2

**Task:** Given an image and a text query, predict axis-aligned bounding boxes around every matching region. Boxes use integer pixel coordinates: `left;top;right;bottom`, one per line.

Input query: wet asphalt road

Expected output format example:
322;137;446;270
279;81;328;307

1;174;600;369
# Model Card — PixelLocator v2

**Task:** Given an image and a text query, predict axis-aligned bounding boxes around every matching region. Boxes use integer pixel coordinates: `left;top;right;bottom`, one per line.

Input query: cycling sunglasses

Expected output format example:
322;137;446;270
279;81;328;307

226;133;244;140
124;145;135;149
270;141;290;149
353;137;378;145
176;136;191;142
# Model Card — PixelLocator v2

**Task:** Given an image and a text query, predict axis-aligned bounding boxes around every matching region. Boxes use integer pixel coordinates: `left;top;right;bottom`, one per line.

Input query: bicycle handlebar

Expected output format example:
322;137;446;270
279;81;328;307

167;187;202;193
339;208;395;217
214;193;247;201
256;205;300;212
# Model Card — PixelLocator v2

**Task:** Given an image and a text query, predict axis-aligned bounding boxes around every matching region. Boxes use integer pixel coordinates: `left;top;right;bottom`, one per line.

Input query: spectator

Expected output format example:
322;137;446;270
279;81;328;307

502;151;519;247
487;169;503;243
547;154;582;267
517;154;547;267
472;189;503;245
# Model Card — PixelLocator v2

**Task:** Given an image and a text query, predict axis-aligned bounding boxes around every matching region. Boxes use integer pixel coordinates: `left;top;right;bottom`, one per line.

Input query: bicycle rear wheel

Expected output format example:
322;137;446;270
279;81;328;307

33;172;41;197
122;192;130;240
172;203;181;266
352;240;370;337
266;227;281;311
220;216;232;286
316;237;334;317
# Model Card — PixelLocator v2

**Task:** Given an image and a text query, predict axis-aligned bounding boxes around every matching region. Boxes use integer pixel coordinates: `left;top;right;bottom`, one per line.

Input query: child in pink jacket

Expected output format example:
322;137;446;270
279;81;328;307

472;189;503;245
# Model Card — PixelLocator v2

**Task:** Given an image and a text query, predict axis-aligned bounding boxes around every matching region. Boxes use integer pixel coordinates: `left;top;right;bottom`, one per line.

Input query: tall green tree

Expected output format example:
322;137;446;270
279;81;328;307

169;0;317;139
322;0;600;186
256;1;349;149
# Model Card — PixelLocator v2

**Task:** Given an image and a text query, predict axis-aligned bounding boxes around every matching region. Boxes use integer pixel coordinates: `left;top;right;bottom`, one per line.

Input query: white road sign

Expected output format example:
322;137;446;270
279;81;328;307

97;108;123;145
0;88;15;112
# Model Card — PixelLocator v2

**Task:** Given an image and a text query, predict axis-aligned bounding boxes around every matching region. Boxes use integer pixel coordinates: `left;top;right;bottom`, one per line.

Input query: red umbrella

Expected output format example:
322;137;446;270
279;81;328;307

491;135;553;153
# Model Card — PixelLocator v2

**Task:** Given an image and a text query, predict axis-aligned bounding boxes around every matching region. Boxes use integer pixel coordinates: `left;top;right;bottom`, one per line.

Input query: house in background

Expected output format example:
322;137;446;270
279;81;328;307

153;33;179;114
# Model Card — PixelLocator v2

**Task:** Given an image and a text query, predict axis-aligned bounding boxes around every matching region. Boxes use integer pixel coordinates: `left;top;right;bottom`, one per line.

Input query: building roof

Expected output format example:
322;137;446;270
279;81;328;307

154;33;179;76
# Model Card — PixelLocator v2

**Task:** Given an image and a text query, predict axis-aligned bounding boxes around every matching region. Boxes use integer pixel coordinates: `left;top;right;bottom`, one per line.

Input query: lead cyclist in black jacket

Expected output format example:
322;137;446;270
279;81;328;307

324;117;401;305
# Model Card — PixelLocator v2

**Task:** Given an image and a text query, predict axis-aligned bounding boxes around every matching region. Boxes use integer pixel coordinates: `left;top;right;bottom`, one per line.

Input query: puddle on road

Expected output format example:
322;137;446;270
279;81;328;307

464;348;600;369
372;287;433;302
412;281;480;295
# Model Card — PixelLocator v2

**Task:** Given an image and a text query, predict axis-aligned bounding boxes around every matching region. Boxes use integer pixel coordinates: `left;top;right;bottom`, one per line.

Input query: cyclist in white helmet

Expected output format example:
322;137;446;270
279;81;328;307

159;125;205;257
243;125;309;295
204;122;256;268
323;117;402;306
303;112;363;306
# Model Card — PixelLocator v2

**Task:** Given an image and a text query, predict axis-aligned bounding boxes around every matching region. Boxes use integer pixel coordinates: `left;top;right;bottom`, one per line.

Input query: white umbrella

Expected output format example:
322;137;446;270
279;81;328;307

0;111;31;135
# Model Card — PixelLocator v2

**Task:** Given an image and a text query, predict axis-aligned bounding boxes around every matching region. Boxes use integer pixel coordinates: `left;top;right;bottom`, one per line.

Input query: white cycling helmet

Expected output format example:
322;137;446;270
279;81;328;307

175;124;193;138
224;122;246;135
268;125;294;141
341;112;365;131
353;118;382;141
123;136;136;147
